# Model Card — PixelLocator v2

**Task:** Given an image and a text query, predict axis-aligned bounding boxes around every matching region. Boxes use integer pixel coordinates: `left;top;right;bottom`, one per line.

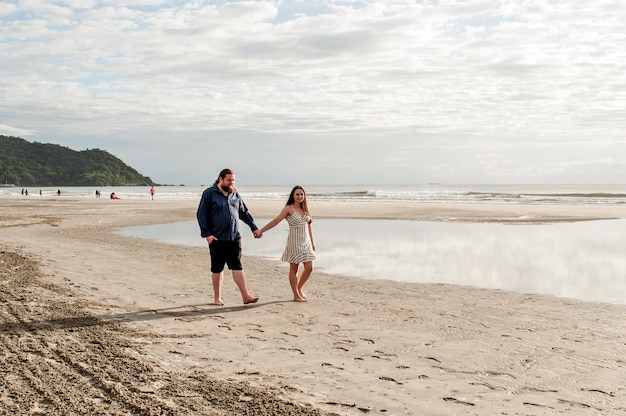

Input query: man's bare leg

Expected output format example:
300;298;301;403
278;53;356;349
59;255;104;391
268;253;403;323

212;272;224;306
232;270;259;304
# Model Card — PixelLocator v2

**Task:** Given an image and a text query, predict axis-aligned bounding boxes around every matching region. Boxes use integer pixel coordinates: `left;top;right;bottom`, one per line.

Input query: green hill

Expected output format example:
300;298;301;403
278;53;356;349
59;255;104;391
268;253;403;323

0;135;155;187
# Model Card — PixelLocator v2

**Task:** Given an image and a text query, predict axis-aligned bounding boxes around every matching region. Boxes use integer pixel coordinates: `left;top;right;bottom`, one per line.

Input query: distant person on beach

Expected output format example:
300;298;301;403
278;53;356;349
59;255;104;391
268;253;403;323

196;168;261;306
150;186;155;200
95;189;101;198
258;186;316;302
57;189;61;196
110;192;120;200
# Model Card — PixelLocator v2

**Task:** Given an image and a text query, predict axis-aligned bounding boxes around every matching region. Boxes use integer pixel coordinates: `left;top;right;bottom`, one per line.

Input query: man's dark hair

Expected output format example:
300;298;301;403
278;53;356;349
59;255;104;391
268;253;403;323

214;168;234;186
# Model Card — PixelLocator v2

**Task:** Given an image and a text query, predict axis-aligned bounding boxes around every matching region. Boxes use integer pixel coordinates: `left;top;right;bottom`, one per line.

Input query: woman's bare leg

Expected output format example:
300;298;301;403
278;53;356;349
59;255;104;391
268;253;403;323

297;262;314;299
289;263;306;301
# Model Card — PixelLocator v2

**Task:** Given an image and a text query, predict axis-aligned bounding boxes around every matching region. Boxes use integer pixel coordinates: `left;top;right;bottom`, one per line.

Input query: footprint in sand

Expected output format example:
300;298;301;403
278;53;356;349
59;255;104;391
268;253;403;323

443;397;475;406
321;362;344;370
379;376;403;385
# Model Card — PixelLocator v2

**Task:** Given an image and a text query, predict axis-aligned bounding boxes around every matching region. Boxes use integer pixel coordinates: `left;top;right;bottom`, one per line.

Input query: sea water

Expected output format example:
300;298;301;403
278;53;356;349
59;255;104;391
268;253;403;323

117;218;626;305
3;183;626;205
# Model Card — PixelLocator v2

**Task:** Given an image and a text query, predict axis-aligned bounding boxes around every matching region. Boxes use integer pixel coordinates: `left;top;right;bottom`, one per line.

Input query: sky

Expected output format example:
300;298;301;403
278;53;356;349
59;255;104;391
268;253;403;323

1;0;625;185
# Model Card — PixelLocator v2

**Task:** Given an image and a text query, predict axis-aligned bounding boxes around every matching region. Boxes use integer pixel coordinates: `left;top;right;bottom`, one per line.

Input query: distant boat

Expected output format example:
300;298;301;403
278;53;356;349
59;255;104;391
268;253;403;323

0;182;15;187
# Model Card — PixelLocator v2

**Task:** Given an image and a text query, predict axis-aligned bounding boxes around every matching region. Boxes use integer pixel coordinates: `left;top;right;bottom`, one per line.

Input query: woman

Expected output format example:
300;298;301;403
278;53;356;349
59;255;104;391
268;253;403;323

259;186;316;302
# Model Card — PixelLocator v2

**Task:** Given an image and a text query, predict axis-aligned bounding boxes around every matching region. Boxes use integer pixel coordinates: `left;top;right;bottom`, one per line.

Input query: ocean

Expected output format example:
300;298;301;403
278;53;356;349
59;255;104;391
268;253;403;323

4;183;626;205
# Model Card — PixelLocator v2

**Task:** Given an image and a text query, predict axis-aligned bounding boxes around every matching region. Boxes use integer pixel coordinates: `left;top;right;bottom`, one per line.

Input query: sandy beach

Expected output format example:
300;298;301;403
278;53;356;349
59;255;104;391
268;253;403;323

1;196;625;416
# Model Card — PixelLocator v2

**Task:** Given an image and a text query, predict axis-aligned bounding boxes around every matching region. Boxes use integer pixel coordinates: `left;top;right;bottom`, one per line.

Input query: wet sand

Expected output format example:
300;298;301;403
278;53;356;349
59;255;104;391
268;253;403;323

1;196;625;415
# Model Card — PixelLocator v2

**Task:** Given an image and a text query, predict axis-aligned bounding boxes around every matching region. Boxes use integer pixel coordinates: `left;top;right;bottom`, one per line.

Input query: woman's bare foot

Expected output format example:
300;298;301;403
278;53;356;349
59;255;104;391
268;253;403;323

293;296;307;302
297;289;306;300
214;298;224;306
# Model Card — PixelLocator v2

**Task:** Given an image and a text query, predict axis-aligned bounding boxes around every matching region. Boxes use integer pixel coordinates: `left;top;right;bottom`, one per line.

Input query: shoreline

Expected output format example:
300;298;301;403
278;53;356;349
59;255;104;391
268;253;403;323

4;194;626;222
1;197;626;415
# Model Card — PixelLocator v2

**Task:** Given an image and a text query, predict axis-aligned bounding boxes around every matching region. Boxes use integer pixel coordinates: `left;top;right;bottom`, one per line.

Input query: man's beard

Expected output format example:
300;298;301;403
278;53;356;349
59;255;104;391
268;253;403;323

220;184;235;194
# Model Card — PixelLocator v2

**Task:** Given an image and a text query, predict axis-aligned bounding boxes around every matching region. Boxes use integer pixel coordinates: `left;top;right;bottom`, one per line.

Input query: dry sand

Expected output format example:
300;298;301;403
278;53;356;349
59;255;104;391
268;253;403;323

1;196;625;416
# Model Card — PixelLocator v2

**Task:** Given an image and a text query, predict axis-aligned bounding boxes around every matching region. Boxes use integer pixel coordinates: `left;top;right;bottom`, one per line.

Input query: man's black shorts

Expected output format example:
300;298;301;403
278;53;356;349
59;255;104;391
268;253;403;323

209;239;243;273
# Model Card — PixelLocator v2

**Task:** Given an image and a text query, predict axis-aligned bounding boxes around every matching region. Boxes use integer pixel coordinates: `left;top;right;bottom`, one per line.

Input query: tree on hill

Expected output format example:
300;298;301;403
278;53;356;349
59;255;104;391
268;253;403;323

0;135;155;186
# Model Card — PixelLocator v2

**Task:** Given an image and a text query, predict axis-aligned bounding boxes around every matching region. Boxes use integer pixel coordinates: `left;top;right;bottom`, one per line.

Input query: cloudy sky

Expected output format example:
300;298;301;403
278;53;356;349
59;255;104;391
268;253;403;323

1;0;625;185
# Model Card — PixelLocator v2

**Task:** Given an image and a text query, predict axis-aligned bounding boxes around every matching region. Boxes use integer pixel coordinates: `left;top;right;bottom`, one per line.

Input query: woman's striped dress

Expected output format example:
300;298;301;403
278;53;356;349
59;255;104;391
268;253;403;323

280;210;316;264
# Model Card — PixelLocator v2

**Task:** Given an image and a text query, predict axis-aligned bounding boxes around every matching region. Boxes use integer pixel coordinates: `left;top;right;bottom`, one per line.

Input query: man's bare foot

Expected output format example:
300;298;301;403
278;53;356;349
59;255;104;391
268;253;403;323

293;296;307;302
214;298;224;306
243;296;259;304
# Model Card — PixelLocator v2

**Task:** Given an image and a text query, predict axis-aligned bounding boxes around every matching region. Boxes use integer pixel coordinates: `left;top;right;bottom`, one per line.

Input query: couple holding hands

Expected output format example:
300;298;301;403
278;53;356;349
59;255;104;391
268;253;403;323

197;168;316;305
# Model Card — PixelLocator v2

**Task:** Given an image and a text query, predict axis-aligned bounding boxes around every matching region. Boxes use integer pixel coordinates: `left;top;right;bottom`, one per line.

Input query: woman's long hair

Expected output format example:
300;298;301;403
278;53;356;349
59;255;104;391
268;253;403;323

286;185;312;220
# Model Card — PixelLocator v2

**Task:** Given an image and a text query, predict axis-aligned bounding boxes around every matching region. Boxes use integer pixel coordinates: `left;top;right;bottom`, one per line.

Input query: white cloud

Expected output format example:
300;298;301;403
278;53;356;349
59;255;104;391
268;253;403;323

0;123;35;137
0;3;17;16
1;0;626;184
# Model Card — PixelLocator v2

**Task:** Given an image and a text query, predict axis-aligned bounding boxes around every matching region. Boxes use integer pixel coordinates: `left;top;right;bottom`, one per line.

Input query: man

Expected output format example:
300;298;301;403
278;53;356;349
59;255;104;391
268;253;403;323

197;168;261;306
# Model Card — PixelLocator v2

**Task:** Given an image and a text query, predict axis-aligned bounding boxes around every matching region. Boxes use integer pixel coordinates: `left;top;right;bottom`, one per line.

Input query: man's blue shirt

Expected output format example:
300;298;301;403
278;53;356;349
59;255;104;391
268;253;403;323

196;185;258;240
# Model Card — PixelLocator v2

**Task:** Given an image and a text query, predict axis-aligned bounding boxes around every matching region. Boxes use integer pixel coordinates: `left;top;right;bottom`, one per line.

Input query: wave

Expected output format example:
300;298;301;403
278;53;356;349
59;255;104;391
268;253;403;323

466;191;626;199
309;190;376;198
304;189;626;205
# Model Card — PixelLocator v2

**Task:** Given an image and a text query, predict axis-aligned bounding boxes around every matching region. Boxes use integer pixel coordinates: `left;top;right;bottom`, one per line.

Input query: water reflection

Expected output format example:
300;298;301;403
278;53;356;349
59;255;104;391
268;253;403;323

116;219;626;305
